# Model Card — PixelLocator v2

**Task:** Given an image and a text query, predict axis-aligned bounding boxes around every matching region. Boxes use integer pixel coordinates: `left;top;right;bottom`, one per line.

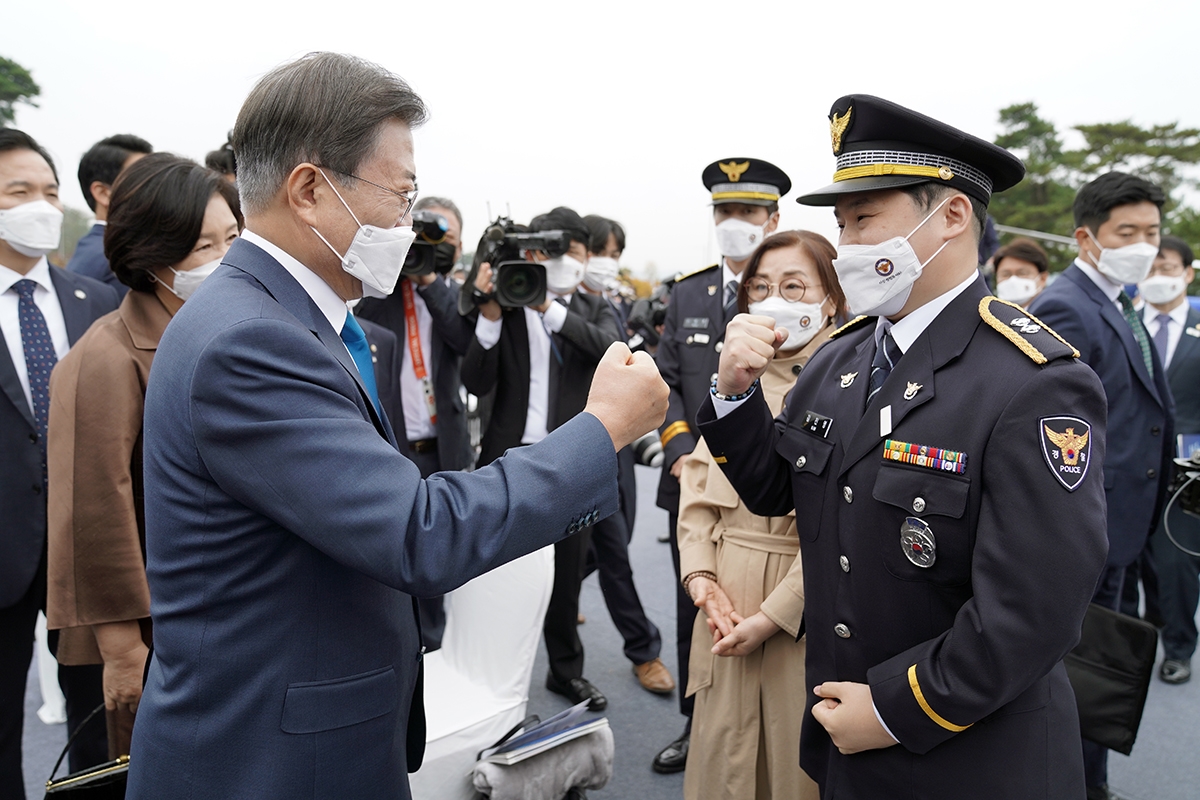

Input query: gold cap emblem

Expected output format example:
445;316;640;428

830;106;853;155
718;160;751;183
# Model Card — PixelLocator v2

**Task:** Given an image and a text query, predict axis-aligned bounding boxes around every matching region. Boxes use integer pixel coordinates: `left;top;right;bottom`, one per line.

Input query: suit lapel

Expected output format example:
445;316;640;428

1065;267;1161;404
0;328;34;430
1167;308;1200;380
50;267;94;345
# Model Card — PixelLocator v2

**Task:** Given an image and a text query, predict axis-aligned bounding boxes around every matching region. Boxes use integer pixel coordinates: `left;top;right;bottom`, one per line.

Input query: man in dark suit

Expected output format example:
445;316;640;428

460;206;622;712
1140;235;1200;686
702;94;1108;799
1028;171;1173;800
125;53;667;800
651;157;790;772
0;129;121;799
64;134;153;295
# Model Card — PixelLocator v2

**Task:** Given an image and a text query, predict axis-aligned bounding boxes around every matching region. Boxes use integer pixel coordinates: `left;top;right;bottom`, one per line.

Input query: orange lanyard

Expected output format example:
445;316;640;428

401;279;437;424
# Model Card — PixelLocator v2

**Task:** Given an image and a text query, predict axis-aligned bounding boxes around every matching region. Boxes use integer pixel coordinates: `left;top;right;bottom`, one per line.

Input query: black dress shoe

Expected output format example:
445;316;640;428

546;673;608;711
652;731;689;774
1161;658;1192;684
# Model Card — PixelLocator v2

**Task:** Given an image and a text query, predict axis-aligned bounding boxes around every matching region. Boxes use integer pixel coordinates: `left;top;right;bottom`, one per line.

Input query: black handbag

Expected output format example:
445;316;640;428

44;704;128;798
1064;602;1158;755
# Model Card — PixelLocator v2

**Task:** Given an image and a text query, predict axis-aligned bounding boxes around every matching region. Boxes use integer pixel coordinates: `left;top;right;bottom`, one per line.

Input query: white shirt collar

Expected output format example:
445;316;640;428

1074;257;1123;303
877;271;978;354
93;220;106;227
240;229;350;334
721;260;744;289
0;256;53;297
1148;299;1190;328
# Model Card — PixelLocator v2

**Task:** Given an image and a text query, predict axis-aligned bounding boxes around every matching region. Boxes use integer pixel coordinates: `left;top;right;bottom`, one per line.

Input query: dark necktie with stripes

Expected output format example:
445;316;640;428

866;328;902;409
12;279;58;485
1117;291;1154;379
723;279;738;320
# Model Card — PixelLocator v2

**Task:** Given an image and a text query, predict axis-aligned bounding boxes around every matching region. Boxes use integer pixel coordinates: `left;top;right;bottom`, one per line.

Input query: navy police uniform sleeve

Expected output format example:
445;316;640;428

657;283;698;466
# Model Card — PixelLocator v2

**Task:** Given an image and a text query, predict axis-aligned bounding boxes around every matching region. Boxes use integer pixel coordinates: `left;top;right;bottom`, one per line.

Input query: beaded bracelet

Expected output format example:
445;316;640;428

682;570;718;598
710;375;759;402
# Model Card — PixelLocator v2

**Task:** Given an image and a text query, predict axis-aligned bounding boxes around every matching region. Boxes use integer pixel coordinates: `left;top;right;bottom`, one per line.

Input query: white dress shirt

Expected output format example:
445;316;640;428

241;230;351;348
0;257;71;413
398;279;437;442
1144;299;1190;370
1074;258;1123;308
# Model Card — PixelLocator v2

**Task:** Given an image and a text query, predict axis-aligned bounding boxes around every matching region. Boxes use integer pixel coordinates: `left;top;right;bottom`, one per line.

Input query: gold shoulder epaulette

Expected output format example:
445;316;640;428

979;296;1080;364
829;315;872;339
672;263;719;283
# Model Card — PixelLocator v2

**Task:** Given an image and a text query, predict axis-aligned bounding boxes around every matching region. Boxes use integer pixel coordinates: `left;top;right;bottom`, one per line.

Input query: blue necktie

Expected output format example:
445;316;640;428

866;328;902;409
12;279;57;484
1151;314;1171;365
339;311;381;414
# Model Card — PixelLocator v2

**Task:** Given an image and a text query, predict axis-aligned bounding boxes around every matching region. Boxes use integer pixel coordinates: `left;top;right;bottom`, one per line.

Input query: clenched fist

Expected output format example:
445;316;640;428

716;313;788;396
585;342;669;451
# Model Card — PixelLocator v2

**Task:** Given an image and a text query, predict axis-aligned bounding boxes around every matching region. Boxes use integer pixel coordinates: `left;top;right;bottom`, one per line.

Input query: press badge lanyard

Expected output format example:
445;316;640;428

401;279;437;424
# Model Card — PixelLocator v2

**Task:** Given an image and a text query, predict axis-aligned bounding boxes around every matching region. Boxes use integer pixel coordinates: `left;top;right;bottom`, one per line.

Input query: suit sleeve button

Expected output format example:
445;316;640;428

1151;426;1161;435
1147;469;1157;479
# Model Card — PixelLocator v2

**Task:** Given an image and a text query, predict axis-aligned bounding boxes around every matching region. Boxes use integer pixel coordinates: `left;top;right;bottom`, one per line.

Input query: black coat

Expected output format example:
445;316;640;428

698;277;1109;799
461;293;620;467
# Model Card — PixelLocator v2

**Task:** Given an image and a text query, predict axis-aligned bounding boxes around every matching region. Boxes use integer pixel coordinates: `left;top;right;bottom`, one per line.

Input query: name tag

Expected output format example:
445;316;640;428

802;410;832;438
683;317;710;329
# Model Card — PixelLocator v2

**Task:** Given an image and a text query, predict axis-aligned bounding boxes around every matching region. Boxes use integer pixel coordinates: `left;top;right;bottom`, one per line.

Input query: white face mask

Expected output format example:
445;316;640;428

749;294;828;351
1087;229;1159;286
715;217;768;260
583;256;619;292
996;276;1040;305
832;197;950;318
1138;274;1186;305
310;169;416;299
0;199;64;257
544;252;586;295
167;258;222;301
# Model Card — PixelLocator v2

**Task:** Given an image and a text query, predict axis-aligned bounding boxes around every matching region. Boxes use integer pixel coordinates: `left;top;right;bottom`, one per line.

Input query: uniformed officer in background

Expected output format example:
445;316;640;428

698;94;1109;798
651;157;790;772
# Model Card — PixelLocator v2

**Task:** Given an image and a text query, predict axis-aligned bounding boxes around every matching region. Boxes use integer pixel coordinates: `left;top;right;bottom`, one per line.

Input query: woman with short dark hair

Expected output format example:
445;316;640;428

46;153;241;757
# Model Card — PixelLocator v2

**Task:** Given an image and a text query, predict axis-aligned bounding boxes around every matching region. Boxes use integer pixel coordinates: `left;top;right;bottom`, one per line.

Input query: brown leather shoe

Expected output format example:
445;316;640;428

633;658;676;694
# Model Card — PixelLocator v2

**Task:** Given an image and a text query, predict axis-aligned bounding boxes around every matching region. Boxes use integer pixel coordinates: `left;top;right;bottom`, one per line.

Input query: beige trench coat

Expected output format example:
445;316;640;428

678;326;830;800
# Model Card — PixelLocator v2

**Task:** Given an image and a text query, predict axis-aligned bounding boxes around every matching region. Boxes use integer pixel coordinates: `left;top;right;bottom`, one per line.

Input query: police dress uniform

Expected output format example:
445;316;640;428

697;95;1110;799
655;158;791;725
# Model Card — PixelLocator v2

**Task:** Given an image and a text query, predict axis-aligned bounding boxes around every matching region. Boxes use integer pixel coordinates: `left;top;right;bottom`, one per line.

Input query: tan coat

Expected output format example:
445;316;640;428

46;288;173;664
678;325;830;800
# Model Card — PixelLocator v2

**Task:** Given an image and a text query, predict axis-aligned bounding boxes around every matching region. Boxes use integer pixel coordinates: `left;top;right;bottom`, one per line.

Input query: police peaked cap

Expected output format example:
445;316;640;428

797;94;1026;207
702;158;792;206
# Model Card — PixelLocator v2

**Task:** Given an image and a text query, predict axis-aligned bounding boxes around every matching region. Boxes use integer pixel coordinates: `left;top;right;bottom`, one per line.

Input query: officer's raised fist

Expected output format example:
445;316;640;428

716;314;788;397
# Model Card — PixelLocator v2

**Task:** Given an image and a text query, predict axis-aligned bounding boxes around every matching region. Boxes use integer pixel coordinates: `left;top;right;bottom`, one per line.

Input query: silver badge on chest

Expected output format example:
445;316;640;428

900;516;936;568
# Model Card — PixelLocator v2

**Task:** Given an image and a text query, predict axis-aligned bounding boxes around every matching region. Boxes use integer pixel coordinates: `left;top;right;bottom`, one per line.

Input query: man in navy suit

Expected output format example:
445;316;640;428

0;129;121;799
1140;235;1200;686
126;53;667;800
1028;171;1174;800
64;134;152;295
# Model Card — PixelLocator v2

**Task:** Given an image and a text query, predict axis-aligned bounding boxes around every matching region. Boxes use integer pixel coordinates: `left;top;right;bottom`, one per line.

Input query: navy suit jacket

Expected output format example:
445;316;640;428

0;266;118;608
1158;305;1200;437
128;238;618;799
65;223;127;297
1029;264;1173;567
356;278;474;470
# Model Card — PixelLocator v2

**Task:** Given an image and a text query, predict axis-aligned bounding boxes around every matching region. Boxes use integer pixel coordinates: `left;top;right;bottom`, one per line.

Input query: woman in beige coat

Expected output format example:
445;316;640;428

680;230;844;800
47;154;240;757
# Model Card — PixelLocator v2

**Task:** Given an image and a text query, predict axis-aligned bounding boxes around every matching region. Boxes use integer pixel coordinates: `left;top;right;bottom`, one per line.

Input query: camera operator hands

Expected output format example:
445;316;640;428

473;262;503;321
585;342;669;452
716;313;788;397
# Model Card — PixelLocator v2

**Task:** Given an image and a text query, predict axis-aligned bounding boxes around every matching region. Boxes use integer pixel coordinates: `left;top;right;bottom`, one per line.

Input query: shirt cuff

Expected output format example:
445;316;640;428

712;393;751;419
873;700;900;744
474;315;502;350
542;300;567;333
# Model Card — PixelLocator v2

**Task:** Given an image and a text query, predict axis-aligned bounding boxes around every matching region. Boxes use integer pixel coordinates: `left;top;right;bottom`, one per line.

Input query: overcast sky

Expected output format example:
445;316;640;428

6;0;1198;279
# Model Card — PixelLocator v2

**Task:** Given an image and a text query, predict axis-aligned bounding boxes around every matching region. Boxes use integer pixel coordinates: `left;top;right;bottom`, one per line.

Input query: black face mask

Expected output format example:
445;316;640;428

434;242;458;274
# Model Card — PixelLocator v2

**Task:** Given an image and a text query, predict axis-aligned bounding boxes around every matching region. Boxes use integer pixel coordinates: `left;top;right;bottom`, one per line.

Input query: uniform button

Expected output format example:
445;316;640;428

1151;426;1161;436
795;455;807;469
843;486;853;504
792;364;802;375
686;335;694;344
1147;469;1157;479
715;342;723;353
912;496;926;513
29;433;38;443
839;555;850;573
32;485;42;494
834;623;851;639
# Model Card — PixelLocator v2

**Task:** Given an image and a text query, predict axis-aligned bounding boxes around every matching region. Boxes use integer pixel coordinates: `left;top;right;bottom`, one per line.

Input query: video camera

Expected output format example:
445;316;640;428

402;210;458;278
626;282;671;349
457;216;569;316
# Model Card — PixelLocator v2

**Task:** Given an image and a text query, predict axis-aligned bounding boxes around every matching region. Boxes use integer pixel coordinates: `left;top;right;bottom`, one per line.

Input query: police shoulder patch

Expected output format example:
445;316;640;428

1039;415;1092;491
672;263;719;283
979;297;1080;364
828;315;872;340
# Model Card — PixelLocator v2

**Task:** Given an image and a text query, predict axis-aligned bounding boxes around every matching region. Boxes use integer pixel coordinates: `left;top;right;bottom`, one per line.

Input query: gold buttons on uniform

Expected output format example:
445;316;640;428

912;497;926;513
843;486;853;504
834;624;851;638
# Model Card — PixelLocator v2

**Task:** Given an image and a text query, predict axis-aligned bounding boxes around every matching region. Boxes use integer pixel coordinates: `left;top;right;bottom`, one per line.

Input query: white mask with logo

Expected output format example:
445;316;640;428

1087;229;1159;286
996;276;1040;305
544;253;586;295
0;200;63;257
715;217;768;260
749;295;828;350
310;169;416;299
1138;274;1186;306
832;197;950;317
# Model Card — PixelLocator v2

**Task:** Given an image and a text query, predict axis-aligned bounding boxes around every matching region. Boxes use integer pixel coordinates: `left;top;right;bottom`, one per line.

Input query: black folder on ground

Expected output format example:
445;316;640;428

1064;602;1158;755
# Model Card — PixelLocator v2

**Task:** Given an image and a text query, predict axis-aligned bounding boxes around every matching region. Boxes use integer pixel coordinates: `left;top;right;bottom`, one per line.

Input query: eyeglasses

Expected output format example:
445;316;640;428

745;276;816;303
1149;260;1187;277
316;166;418;222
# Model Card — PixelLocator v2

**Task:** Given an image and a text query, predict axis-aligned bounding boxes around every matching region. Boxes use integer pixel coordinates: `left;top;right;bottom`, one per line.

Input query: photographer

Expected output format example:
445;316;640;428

356;195;475;651
461;206;621;711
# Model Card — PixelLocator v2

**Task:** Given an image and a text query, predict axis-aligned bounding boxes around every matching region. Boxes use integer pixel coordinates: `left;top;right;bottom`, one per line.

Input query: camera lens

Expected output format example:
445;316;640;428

495;261;546;308
632;431;664;467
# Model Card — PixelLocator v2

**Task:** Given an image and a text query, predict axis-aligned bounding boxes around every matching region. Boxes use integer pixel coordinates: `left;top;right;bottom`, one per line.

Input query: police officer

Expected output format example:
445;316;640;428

652;157;790;772
699;95;1109;798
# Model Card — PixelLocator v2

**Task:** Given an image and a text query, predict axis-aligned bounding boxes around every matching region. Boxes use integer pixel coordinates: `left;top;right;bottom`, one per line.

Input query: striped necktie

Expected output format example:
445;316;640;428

866;328;902;409
723;279;738;320
1117;291;1154;379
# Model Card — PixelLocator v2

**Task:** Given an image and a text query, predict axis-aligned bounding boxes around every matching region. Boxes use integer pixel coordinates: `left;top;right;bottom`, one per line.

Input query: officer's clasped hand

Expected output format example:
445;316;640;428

716;313;788;397
584;342;669;452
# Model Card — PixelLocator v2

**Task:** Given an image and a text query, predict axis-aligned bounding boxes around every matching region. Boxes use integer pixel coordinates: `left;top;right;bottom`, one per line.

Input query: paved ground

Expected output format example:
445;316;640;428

21;464;1200;798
